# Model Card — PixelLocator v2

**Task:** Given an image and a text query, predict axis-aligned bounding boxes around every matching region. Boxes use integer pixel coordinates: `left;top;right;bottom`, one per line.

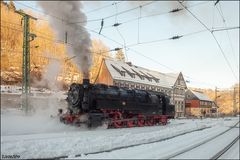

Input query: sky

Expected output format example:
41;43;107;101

12;1;239;89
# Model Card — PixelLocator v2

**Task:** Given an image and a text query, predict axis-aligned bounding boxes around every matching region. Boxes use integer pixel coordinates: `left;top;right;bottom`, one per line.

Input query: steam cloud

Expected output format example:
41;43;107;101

33;58;62;90
38;1;92;78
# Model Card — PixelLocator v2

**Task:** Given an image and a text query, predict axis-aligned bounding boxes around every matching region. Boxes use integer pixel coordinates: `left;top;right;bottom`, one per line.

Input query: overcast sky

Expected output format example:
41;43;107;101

13;1;239;89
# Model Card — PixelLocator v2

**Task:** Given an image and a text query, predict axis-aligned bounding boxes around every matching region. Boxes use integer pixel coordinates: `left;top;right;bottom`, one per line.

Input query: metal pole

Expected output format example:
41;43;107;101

16;11;37;114
22;15;30;114
233;87;236;116
215;86;219;118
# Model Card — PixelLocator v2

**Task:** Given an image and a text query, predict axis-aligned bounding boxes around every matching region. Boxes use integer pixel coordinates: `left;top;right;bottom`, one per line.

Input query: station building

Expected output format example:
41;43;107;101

95;58;188;117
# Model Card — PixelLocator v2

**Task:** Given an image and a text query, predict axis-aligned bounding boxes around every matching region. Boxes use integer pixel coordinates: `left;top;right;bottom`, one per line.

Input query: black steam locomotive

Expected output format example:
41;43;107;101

60;79;175;128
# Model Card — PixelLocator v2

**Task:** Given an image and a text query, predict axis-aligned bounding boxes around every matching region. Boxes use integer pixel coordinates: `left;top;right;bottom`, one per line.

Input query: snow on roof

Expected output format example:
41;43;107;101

104;59;180;88
191;90;212;101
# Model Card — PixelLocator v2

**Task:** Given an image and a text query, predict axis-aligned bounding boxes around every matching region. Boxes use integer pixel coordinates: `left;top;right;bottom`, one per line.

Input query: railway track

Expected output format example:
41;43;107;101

162;121;239;159
210;135;239;160
46;125;210;159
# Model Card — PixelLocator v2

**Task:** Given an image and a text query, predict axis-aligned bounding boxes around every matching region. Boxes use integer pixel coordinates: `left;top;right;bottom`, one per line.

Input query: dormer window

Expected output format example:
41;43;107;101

111;64;124;76
122;66;135;78
121;71;126;77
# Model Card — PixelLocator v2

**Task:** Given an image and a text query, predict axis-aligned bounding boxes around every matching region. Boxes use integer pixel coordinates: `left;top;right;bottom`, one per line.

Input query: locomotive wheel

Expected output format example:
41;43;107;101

113;112;123;128
160;115;168;125
146;117;154;126
137;114;144;127
127;114;135;128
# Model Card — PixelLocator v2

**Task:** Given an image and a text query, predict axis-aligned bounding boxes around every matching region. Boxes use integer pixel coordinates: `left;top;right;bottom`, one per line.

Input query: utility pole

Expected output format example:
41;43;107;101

215;86;219;117
16;11;37;114
233;86;236;116
215;87;217;104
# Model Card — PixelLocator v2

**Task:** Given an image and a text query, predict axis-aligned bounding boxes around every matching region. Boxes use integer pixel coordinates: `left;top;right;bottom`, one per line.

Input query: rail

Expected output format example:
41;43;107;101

210;135;239;160
162;121;240;159
46;123;208;159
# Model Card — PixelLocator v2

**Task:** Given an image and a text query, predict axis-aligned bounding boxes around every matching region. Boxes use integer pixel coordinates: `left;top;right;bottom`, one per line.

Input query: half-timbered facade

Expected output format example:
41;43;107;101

96;59;188;117
185;90;214;117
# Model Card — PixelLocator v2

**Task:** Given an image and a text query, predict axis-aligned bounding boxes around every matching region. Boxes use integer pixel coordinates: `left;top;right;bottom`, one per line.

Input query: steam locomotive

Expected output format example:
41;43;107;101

59;79;175;128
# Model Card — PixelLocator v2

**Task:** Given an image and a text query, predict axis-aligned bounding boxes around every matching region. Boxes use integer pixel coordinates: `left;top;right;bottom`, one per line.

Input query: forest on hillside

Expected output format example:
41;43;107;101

1;1;239;114
0;1;125;89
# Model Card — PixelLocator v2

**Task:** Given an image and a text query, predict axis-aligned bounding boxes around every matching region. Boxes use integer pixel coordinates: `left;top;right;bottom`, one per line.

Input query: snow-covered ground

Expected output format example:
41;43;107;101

77;119;239;159
220;139;239;159
1;107;239;159
1;85;53;95
1;89;239;159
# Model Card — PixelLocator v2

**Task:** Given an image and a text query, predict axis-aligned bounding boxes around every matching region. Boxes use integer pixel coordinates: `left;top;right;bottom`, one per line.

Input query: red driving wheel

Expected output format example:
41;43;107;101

127;114;135;128
113;112;123;128
137;114;144;127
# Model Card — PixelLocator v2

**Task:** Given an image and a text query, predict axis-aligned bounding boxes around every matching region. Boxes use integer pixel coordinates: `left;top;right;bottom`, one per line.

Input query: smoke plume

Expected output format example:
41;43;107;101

33;58;62;91
38;1;92;78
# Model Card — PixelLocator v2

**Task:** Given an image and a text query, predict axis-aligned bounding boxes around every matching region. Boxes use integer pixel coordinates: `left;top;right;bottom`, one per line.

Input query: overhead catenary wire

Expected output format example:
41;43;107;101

2;22;217;88
1;20;22;26
126;29;208;47
85;1;122;14
178;1;238;82
91;1;210;32
114;2;128;61
211;26;240;32
138;4;142;44
4;1;232;87
1;24;115;61
88;28;224;88
216;2;239;69
69;1;156;24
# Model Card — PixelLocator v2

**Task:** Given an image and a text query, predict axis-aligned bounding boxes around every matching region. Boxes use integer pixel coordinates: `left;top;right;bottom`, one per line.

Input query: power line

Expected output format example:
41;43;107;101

114;2;128;61
2;23;217;88
179;1;238;81
211;26;240;32
70;1;156;24
4;1;232;87
1;24;116;60
1;20;22;26
0;24;23;32
211;33;238;80
88;29;176;72
216;2;239;68
126;29;208;47
91;1;210;31
14;1;61;22
84;1;122;14
88;26;226;88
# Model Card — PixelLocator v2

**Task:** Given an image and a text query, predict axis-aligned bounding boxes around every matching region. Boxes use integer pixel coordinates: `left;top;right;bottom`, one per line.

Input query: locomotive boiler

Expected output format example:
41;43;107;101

60;79;175;128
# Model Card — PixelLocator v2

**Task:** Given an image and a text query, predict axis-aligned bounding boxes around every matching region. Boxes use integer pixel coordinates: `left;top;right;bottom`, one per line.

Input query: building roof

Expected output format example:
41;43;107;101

104;59;180;89
191;90;212;102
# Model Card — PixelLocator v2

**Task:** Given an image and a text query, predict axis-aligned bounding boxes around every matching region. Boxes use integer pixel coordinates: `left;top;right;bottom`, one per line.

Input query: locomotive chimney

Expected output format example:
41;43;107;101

82;78;90;111
83;78;90;88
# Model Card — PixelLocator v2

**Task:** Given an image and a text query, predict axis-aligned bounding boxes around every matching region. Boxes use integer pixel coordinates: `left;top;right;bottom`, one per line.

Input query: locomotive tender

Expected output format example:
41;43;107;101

60;79;175;128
